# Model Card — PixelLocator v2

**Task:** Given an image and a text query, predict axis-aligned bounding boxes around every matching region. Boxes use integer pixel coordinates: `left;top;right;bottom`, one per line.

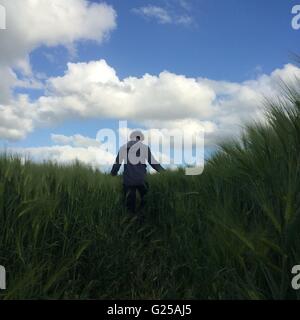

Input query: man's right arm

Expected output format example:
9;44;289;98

111;153;121;176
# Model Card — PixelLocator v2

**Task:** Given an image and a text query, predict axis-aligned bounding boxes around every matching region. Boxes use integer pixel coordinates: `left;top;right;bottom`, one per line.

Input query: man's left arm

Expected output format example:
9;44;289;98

147;147;165;172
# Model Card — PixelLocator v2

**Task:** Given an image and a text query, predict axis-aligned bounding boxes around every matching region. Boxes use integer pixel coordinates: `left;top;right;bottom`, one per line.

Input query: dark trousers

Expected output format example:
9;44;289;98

123;183;149;213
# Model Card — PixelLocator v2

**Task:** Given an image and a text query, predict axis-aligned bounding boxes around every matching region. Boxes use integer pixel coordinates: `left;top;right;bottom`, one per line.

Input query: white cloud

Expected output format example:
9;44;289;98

176;15;194;26
176;0;191;11
2;59;300;148
10;132;116;168
0;66;17;104
0;0;117;140
132;6;172;24
35;59;216;125
132;5;193;26
0;95;35;140
17;60;298;146
11;145;115;169
0;0;116;67
51;133;102;148
0;0;116;101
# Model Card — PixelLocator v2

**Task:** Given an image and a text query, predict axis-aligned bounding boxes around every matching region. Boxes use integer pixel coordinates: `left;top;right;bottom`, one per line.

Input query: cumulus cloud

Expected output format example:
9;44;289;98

0;0;116;67
9;133;115;169
35;59;216;125
0;95;35;140
11;60;297;146
2;59;300;143
0;0;117;140
1;57;300;144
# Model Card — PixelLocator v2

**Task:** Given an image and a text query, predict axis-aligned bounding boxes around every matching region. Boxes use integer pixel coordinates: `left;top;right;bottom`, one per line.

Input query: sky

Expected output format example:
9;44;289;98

0;0;300;170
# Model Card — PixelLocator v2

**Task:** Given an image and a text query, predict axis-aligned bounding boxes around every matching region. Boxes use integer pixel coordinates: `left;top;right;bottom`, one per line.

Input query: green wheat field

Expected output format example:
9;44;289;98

0;84;299;300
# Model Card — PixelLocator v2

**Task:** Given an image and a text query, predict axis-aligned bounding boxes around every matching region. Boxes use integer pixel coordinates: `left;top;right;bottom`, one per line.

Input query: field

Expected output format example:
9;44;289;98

0;85;299;300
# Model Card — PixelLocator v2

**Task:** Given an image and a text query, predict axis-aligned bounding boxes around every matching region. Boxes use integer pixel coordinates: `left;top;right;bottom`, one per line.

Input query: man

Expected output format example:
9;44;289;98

111;130;165;213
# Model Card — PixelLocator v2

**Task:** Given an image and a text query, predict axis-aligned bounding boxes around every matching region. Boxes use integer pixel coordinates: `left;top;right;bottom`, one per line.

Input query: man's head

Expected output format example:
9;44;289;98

130;130;144;142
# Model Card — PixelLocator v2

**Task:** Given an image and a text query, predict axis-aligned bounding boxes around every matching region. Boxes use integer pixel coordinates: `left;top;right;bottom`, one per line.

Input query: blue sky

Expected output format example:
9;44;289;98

1;0;300;167
99;0;299;80
24;0;299;81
